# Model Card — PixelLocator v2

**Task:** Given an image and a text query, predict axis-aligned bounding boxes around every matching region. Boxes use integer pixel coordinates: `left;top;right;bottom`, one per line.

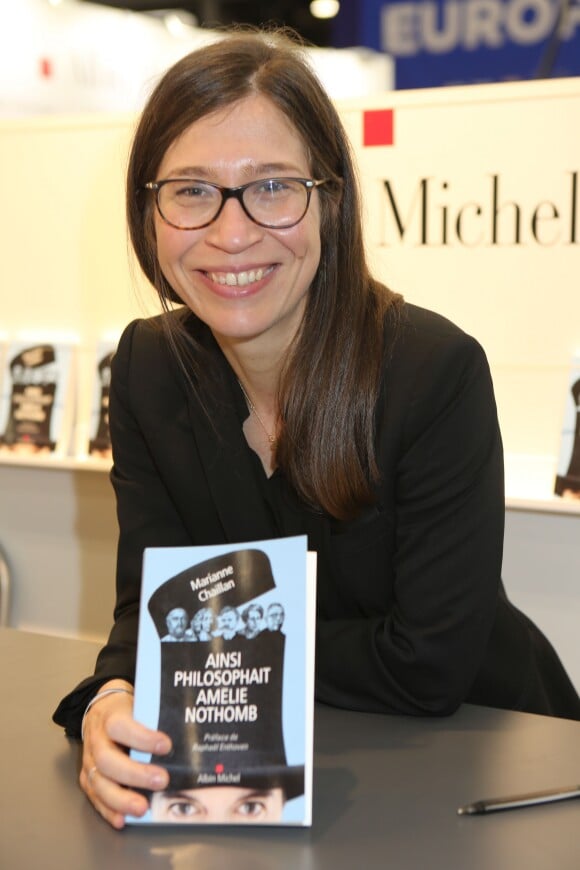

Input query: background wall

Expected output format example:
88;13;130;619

339;76;580;487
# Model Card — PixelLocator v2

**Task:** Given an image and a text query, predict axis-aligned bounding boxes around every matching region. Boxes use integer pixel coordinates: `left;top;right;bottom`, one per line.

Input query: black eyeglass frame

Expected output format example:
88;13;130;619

143;177;328;230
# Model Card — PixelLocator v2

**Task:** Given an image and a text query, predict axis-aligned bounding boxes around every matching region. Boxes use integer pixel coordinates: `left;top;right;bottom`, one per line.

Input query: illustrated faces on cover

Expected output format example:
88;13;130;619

164;607;188;640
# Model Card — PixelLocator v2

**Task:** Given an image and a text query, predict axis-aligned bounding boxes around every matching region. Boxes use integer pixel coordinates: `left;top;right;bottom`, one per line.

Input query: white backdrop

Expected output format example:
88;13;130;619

337;77;580;499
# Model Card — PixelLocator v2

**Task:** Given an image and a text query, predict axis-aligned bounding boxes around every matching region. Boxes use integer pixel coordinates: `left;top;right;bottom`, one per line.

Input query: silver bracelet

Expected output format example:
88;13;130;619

80;687;134;742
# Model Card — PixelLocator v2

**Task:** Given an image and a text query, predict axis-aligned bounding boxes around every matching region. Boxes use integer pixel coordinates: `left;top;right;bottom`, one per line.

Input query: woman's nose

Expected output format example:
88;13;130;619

204;196;263;251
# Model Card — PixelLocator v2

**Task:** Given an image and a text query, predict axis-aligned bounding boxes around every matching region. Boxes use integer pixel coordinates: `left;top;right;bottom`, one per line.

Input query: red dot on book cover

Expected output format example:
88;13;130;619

215;764;224;774
363;109;394;147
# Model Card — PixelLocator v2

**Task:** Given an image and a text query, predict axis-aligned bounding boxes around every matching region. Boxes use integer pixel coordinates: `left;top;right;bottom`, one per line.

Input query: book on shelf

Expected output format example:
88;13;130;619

0;338;76;458
554;353;580;500
127;535;316;827
81;339;117;460
0;336;6;398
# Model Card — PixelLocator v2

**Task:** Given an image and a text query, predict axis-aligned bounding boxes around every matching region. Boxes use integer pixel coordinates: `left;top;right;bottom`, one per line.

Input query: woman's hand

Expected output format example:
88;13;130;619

80;679;172;829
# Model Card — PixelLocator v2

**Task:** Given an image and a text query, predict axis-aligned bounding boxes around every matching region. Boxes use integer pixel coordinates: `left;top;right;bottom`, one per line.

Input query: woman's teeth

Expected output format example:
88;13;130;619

208;267;272;287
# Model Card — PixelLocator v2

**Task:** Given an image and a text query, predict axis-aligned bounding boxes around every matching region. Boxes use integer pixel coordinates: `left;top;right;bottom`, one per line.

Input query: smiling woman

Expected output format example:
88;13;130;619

150;92;323;368
53;27;580;832
125;30;384;493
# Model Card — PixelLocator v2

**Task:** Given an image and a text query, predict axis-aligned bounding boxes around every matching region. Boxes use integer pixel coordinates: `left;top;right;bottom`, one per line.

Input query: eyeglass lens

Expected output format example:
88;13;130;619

157;178;312;229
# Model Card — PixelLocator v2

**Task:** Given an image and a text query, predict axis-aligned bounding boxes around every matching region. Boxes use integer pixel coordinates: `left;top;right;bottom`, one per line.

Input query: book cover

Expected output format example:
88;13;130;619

554;353;580;500
0;338;76;458
128;535;316;826
84;340;116;460
0;336;6;400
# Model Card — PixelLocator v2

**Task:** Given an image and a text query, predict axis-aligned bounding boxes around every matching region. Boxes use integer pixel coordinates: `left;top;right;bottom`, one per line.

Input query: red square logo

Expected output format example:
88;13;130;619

363;109;394;147
39;57;53;79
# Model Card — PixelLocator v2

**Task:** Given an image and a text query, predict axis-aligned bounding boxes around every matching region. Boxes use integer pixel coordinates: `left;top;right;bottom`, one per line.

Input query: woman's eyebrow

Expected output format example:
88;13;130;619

163;162;304;180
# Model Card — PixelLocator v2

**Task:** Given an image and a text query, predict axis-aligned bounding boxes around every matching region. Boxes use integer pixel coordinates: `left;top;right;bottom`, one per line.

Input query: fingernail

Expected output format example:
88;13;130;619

150;773;167;788
153;739;170;754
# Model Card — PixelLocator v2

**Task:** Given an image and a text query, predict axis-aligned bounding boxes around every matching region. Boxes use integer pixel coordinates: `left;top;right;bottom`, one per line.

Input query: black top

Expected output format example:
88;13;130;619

53;303;580;735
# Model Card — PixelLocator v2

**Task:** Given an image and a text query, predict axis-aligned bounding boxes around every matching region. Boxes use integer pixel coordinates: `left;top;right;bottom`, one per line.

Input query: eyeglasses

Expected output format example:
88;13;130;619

144;176;327;230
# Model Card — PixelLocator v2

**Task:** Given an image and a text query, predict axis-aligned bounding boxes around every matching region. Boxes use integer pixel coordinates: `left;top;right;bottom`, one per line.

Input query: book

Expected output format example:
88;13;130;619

554;353;580;500
85;340;116;460
0;338;76;458
0;336;6;400
127;535;316;826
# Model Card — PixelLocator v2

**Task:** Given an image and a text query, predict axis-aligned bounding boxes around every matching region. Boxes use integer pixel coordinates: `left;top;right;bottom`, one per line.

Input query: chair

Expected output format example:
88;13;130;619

0;544;11;627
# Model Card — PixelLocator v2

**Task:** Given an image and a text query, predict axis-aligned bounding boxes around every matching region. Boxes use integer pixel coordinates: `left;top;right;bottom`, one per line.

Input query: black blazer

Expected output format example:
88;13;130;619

53;303;580;734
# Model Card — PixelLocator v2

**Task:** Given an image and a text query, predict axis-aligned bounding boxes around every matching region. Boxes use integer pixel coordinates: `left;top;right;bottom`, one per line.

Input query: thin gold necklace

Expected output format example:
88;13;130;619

237;379;277;444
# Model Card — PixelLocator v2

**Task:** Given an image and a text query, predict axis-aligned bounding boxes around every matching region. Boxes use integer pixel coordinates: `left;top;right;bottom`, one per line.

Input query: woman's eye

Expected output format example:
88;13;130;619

257;179;289;195
174;184;208;199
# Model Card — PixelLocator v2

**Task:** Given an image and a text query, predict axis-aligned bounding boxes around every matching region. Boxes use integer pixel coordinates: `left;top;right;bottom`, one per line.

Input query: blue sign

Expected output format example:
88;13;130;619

332;0;580;88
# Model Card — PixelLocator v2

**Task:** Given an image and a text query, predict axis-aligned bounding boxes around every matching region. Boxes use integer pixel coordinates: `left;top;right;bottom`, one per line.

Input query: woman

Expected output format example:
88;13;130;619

53;29;580;829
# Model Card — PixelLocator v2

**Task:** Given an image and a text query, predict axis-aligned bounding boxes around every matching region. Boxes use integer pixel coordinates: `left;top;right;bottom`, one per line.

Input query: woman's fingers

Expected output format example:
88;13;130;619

105;706;172;756
90;736;170;793
81;742;168;828
81;761;147;829
80;687;172;828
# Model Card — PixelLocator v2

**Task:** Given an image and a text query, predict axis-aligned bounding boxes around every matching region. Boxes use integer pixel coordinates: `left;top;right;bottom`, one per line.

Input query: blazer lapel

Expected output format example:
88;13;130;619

184;340;278;544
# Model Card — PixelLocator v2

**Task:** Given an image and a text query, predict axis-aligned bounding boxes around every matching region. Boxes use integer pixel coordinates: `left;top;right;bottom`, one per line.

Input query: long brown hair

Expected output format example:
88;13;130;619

127;28;402;520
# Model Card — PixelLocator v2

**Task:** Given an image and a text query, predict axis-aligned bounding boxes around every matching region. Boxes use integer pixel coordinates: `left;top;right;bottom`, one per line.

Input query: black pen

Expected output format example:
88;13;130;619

457;785;580;815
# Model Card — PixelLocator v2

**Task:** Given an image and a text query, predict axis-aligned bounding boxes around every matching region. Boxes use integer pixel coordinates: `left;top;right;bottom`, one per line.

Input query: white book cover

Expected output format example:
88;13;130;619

0;338;76;458
128;535;316;827
554;353;580;500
